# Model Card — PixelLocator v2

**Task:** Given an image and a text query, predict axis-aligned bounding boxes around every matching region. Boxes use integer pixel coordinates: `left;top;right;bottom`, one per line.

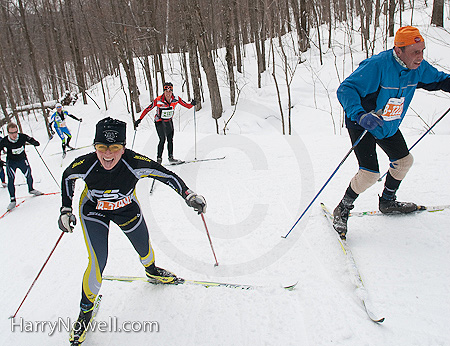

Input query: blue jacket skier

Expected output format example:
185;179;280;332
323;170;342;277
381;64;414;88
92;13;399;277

49;103;82;154
333;26;450;239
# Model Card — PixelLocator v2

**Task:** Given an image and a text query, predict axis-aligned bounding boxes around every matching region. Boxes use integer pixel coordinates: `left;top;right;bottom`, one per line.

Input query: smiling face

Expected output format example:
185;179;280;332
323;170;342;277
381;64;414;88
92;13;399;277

163;85;173;102
95;145;125;170
394;41;425;70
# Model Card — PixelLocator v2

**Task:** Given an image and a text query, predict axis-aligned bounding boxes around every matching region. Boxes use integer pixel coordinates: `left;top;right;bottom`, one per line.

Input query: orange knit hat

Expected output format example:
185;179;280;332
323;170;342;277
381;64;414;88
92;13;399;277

394;26;424;47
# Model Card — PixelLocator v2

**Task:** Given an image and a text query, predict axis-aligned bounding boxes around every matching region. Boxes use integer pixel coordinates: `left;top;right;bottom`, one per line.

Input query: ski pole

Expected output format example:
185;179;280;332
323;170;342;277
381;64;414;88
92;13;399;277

34;146;60;188
283;129;368;239
40;136;53;155
200;213;219;266
74;120;81;148
193;107;197;160
10;232;65;318
378;106;450;181
149;178;156;195
131;129;137;150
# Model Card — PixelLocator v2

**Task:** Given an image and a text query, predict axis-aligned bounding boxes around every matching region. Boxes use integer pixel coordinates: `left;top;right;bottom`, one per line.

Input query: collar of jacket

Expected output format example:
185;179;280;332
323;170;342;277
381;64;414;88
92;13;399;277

392;48;408;69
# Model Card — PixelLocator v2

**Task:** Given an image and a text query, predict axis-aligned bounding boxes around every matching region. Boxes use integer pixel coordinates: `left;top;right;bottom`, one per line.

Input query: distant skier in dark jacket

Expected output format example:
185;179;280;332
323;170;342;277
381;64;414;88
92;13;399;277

333;26;450;239
59;117;206;344
134;82;196;164
0;131;6;188
0;122;43;211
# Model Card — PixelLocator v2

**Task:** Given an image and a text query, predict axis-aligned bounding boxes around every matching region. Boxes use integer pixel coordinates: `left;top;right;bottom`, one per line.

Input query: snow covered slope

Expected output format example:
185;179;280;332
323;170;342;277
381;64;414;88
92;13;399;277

1;4;450;345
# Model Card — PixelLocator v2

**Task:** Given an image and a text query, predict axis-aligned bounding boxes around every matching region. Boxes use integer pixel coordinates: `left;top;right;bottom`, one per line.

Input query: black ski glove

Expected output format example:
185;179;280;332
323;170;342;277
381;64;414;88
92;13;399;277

134;118;142;128
58;207;77;233
185;190;207;214
190;99;197;106
30;138;40;146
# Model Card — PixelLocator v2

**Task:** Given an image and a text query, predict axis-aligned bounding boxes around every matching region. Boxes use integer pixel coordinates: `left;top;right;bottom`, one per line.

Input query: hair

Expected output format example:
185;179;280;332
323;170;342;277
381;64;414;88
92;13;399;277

7;122;18;132
163;82;173;87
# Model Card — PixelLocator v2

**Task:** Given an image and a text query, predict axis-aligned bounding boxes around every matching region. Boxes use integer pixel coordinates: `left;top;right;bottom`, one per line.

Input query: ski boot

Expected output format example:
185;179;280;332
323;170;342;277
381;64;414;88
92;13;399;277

168;156;184;165
333;202;354;240
29;189;44;196
62;143;67;158
7;200;16;211
66;137;74;150
157;157;162;164
145;264;178;284
69;307;94;345
379;195;417;214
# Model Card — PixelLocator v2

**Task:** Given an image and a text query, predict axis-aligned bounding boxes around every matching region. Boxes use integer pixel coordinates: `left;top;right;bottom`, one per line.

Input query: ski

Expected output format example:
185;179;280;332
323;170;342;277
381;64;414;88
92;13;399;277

69;295;102;346
14;180;42;187
350;204;450;217
51;144;93;157
321;203;385;323
166;159;185;166
165;156;226;166
16;191;60;199
1;193;59;219
181;156;226;165
0;200;27;219
102;275;297;291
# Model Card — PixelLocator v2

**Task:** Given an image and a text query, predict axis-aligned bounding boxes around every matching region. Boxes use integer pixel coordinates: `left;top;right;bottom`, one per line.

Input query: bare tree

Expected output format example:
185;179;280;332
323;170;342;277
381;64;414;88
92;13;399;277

431;0;444;27
17;0;51;136
191;0;223;131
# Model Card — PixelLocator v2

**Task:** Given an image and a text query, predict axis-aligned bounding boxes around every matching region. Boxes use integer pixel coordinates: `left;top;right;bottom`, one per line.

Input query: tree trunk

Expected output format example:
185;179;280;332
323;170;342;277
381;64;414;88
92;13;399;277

232;0;242;73
65;0;88;104
17;0;50;137
181;51;191;100
388;0;396;37
431;0;444;27
222;0;236;105
0;84;12;126
191;0;222;125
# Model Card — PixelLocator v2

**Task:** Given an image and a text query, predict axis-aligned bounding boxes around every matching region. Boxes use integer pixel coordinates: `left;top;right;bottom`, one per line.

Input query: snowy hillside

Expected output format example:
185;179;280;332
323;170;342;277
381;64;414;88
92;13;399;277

1;5;450;346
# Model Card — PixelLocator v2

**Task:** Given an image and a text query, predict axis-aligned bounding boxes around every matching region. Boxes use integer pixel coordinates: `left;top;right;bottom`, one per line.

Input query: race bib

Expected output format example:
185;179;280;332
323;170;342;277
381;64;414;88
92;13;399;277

55;115;66;127
96;195;132;210
12;147;25;155
381;97;404;121
160;108;174;119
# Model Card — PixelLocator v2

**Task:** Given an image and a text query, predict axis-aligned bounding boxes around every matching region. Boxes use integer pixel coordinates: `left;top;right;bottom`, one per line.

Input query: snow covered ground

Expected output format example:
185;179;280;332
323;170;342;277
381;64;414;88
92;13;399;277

1;4;450;345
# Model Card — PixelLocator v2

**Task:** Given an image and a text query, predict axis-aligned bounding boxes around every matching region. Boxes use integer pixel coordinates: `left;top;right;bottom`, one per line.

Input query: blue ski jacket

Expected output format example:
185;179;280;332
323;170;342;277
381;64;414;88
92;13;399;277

337;49;450;139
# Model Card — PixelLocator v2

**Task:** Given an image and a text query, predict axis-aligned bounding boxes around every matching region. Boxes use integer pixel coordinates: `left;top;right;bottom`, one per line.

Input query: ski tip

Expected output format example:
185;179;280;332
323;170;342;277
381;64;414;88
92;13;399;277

284;281;298;291
369;316;385;323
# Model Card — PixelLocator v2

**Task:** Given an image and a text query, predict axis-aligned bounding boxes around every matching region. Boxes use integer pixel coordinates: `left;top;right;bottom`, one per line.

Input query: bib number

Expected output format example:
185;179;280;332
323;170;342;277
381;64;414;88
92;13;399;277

382;97;404;121
160;108;174;119
96;195;132;210
12;147;25;155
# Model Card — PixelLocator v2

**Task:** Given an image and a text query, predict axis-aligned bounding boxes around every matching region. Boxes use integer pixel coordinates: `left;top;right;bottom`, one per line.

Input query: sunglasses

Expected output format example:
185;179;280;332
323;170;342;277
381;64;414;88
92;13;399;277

94;143;124;153
8;130;18;134
164;86;173;91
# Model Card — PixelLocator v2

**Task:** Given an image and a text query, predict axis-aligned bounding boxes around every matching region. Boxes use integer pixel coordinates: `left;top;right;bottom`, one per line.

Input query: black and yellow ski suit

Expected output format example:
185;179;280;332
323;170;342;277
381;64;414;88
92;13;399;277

61;149;190;310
